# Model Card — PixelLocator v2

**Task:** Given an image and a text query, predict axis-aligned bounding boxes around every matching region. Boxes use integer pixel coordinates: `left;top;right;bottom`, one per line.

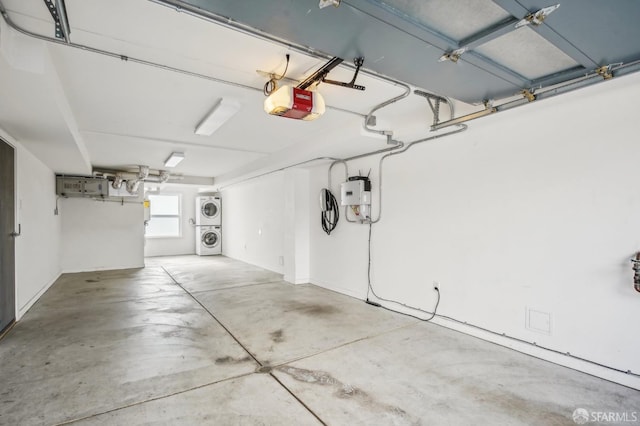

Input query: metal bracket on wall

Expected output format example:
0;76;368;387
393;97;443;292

42;0;70;42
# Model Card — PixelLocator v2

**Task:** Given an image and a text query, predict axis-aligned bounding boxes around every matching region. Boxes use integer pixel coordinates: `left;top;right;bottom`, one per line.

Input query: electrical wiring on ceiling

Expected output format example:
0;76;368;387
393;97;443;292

263;54;290;96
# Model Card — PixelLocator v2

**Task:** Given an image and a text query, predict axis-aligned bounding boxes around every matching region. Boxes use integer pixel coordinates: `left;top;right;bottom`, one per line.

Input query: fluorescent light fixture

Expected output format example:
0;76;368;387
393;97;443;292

164;152;184;168
195;98;241;136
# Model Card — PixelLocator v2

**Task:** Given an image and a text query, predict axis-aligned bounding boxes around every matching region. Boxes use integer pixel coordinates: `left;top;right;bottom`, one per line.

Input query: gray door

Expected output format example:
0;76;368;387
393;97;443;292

0;138;15;333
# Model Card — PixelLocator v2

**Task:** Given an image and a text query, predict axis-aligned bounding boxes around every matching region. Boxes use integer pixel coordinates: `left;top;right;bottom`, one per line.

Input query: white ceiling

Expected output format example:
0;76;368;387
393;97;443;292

0;0;475;184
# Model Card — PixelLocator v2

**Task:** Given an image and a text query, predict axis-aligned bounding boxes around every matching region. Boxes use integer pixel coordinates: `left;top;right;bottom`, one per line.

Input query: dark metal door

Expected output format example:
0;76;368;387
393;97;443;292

0;138;16;334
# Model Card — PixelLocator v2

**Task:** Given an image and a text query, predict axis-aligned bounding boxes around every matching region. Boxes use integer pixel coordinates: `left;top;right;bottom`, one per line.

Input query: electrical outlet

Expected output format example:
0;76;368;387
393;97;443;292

279;256;284;266
433;281;440;290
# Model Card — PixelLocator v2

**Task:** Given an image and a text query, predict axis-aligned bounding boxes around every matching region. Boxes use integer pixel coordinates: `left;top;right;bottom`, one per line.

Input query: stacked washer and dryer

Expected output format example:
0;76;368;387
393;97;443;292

195;196;222;256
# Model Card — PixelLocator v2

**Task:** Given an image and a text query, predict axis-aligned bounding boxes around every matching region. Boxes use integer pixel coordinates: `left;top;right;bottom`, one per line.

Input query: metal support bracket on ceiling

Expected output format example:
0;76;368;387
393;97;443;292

414;90;450;126
439;48;467;63
322;57;366;91
297;56;366;91
596;65;613;80
521;89;536;102
297;57;344;90
43;0;70;42
318;0;340;9
439;14;523;64
515;4;561;29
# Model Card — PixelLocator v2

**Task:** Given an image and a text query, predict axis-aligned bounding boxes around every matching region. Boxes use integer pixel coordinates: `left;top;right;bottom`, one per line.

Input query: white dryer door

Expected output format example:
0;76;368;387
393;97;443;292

201;201;220;220
202;230;220;248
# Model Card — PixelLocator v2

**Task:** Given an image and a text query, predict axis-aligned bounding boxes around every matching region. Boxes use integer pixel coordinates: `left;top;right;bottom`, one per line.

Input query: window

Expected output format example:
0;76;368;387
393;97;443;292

146;194;181;238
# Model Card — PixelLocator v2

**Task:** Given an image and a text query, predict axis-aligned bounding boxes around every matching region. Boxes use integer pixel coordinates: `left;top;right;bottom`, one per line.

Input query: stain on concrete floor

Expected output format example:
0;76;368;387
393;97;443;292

277;365;418;424
214;355;252;365
270;329;285;343
284;301;340;316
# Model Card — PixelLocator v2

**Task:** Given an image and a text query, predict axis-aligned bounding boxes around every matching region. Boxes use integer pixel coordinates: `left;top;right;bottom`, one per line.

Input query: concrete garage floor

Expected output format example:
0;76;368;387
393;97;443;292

0;256;638;425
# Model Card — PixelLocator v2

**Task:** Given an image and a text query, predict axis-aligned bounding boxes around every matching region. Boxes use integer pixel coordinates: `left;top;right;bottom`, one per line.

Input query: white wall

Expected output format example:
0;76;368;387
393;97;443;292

1;129;62;319
60;194;144;273
283;169;311;284
221;172;285;274
308;72;640;389
143;185;199;257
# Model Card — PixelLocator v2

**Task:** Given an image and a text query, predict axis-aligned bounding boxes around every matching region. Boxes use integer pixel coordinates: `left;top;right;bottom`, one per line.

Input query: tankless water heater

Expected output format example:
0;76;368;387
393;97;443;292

341;176;371;222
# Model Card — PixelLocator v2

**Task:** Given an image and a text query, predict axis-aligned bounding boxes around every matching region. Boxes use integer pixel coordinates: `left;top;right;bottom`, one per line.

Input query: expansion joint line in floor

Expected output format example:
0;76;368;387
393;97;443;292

269;372;328;426
160;266;262;366
189;279;282;295
271;320;420;371
56;371;256;426
160;266;328;425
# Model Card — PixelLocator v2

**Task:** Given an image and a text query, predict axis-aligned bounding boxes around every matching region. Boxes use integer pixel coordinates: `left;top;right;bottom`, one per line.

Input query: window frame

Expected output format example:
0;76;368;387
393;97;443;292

145;193;182;239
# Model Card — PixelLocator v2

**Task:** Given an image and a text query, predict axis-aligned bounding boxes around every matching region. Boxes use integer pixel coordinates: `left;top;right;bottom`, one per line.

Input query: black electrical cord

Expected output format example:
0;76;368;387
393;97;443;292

366;222;440;321
320;188;339;235
264;54;290;96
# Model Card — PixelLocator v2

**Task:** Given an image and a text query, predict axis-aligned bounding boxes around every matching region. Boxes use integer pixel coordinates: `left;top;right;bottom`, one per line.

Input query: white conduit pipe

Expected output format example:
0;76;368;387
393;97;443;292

369;124;467;224
0;2;257;92
362;81;411;144
332;93;462;223
368;97;458;223
0;0;399;119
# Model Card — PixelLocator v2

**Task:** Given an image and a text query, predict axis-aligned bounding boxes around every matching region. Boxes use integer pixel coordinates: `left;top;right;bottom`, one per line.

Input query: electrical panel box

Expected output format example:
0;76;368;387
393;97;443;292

56;176;108;198
341;180;364;205
341;178;371;206
341;176;372;222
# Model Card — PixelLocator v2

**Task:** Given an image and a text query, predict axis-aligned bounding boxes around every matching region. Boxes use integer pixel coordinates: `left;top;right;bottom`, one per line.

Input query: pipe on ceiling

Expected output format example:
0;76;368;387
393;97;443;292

335;90;458;222
431;60;640;131
0;1;368;118
362;81;411;144
0;2;257;91
94;166;170;194
338;124;468;224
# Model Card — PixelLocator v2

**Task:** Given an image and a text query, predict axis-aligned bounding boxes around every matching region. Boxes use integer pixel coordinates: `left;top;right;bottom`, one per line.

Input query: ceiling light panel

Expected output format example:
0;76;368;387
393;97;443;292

164;152;184;168
195;98;241;136
376;0;512;41
474;27;580;81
